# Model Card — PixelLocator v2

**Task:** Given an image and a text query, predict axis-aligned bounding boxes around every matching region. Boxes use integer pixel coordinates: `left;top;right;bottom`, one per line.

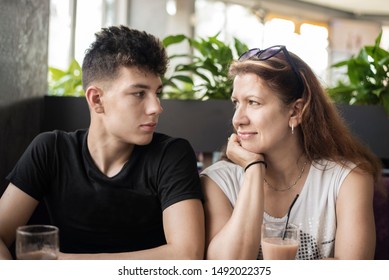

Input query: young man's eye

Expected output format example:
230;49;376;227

133;91;145;97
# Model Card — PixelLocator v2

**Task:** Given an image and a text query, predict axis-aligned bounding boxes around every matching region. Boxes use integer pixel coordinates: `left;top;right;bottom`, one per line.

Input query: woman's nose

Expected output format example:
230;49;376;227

232;105;248;127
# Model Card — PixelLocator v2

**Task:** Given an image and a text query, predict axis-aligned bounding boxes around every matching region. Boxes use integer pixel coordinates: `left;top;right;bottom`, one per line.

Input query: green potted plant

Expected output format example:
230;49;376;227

162;33;248;100
327;32;389;161
156;33;248;153
328;32;389;115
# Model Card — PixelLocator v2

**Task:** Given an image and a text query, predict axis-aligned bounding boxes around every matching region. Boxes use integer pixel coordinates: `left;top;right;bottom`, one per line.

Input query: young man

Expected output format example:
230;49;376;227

0;26;204;259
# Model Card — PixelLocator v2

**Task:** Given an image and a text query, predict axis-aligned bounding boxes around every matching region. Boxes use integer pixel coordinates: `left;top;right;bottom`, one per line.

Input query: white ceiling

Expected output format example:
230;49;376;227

300;0;389;16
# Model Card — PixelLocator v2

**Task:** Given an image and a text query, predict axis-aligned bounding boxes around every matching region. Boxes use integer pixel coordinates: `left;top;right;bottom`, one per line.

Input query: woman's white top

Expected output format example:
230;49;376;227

201;159;356;259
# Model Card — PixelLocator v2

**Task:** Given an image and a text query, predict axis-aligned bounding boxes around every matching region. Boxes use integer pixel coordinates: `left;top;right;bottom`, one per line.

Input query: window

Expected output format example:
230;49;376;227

381;25;389;49
48;0;73;69
195;0;329;83
48;0;125;70
74;0;104;65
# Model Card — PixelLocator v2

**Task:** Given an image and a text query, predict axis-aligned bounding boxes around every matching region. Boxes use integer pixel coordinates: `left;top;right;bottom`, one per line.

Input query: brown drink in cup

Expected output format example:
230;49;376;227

261;222;299;260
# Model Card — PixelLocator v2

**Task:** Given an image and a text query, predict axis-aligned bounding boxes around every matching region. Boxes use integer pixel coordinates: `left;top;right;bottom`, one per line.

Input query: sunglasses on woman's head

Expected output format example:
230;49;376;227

238;45;304;97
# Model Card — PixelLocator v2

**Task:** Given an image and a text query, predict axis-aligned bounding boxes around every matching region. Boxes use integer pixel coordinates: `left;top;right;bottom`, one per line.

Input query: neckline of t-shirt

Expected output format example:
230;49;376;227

82;131;140;180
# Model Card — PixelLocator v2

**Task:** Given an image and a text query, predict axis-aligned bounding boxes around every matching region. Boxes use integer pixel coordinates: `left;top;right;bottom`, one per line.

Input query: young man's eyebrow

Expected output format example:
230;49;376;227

128;84;163;90
128;83;150;89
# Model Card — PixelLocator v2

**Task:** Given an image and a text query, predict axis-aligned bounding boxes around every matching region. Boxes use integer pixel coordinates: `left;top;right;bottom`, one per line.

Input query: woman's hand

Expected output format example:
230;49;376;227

226;133;264;168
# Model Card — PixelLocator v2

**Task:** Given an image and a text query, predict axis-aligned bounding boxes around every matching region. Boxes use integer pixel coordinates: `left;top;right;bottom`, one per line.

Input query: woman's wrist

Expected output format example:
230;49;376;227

244;160;267;172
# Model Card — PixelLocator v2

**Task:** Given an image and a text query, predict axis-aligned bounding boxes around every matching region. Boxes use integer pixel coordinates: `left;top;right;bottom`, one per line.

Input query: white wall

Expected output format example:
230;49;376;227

127;0;195;39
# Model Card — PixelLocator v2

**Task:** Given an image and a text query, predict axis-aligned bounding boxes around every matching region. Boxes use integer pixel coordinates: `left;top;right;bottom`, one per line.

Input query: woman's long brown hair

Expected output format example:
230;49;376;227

228;50;382;184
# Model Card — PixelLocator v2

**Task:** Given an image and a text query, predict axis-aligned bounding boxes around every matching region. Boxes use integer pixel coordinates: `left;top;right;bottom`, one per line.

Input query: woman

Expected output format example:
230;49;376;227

200;45;381;260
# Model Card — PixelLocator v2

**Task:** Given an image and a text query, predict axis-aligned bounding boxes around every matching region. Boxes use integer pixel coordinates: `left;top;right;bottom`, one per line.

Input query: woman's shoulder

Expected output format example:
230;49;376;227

200;160;243;206
312;159;357;174
201;160;244;188
309;158;360;196
201;160;242;175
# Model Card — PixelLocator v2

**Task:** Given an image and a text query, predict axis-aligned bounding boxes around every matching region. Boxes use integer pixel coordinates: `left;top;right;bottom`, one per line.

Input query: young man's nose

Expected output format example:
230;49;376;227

146;95;163;115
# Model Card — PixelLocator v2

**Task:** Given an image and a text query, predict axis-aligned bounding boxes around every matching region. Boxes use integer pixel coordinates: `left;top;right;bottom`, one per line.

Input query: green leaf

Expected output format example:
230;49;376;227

48;58;84;96
234;38;249;57
48;67;66;81
374;32;383;46
331;60;349;68
163;34;187;47
169;75;194;84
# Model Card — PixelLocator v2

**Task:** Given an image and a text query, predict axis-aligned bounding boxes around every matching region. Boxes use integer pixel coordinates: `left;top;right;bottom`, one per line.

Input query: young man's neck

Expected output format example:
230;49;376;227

87;127;134;177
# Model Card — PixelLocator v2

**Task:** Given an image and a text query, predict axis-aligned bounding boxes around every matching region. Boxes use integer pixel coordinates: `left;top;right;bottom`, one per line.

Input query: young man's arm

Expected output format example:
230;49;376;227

59;198;205;260
0;184;39;259
0;185;204;260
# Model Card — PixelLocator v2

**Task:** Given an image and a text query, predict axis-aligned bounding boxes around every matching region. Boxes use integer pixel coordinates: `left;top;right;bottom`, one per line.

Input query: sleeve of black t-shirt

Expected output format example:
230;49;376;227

6;132;56;201
157;138;203;210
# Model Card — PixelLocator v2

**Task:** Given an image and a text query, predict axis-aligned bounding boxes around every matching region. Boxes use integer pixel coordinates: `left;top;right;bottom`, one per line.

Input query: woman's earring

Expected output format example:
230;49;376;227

291;124;294;134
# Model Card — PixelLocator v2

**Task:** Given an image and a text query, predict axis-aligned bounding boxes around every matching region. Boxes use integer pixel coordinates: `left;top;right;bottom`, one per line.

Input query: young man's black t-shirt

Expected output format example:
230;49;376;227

6;130;203;253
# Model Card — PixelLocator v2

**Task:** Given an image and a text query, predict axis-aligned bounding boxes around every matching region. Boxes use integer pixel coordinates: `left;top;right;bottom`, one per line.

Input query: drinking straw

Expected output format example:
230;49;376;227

282;194;299;240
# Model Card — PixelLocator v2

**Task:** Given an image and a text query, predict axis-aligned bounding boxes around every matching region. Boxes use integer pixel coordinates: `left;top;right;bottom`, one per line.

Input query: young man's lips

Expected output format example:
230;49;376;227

140;122;157;131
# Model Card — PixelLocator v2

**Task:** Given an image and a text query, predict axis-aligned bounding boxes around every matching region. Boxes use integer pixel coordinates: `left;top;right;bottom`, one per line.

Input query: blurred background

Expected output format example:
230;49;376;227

47;0;389;86
1;0;389;259
1;0;389;188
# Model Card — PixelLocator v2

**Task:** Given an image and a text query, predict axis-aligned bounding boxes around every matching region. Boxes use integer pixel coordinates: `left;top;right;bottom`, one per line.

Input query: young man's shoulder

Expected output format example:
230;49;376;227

33;129;87;144
152;132;192;148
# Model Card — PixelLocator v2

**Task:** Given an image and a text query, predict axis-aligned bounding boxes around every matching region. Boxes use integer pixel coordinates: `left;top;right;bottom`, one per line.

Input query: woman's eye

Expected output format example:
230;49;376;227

248;100;259;105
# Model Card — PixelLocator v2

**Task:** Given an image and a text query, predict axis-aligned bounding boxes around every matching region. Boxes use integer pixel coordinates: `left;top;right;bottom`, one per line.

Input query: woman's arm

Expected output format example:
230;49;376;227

201;165;265;260
334;167;376;259
201;134;266;260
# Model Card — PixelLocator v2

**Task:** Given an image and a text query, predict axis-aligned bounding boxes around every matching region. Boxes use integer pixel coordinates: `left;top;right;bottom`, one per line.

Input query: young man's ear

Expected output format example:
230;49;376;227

85;86;104;113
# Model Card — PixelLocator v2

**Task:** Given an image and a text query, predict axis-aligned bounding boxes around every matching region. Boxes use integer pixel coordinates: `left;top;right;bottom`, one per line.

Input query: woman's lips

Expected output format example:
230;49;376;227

237;131;257;140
